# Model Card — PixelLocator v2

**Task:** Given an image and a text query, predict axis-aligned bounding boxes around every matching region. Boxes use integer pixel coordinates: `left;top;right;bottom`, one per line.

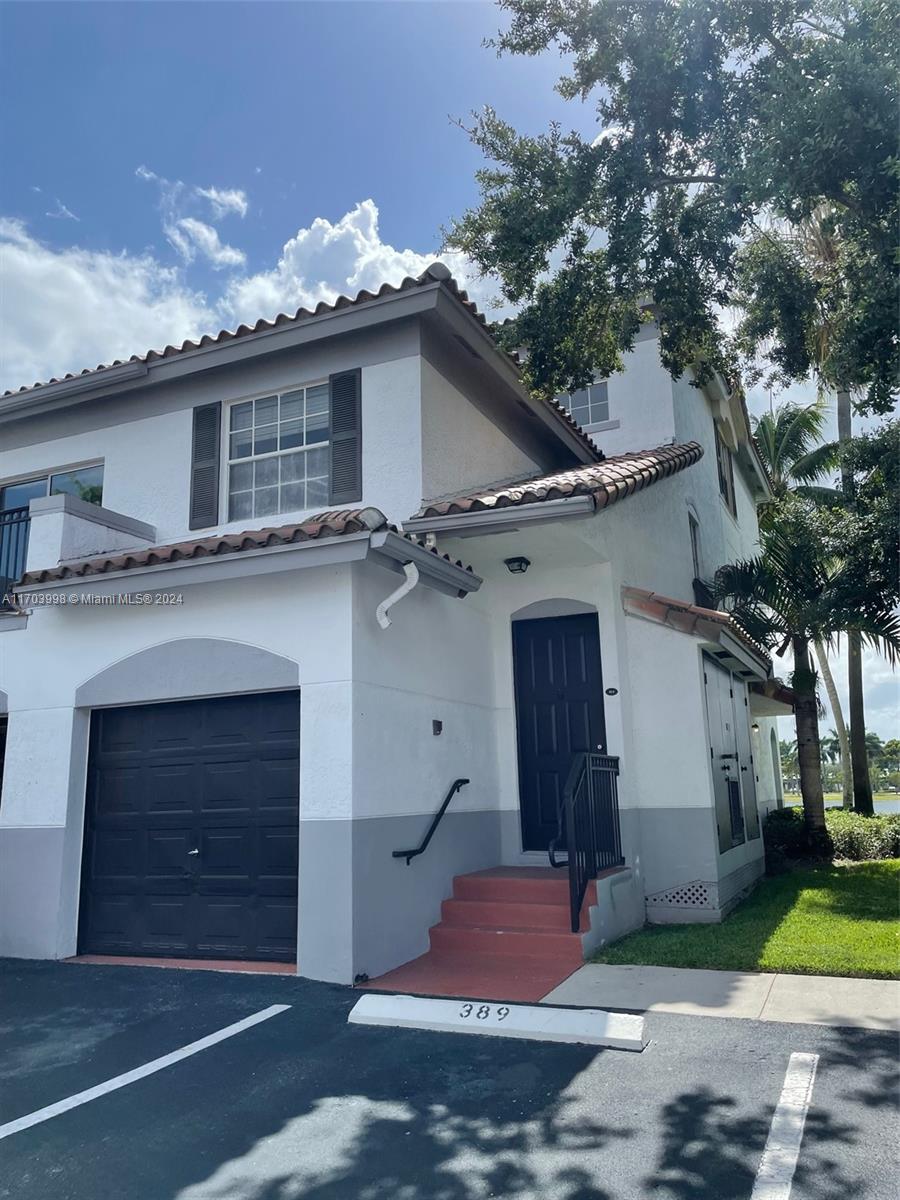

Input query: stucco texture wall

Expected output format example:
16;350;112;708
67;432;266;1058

0;323;426;555
419;358;540;503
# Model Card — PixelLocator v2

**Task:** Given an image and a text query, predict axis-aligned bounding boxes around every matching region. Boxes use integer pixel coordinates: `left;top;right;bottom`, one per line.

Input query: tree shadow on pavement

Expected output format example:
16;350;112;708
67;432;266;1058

645;1086;861;1200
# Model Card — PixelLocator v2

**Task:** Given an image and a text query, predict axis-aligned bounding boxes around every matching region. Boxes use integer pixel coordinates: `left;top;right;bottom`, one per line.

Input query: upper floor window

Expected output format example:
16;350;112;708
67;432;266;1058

0;464;104;512
557;380;610;429
714;425;737;516
227;385;330;521
688;512;702;579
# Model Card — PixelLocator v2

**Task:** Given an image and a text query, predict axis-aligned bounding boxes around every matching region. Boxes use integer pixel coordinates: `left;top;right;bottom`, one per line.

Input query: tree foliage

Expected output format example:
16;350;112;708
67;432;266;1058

447;0;898;410
714;497;900;834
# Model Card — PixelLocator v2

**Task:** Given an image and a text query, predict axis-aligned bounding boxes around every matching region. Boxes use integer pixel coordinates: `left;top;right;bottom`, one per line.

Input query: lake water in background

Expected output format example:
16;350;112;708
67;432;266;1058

785;797;900;814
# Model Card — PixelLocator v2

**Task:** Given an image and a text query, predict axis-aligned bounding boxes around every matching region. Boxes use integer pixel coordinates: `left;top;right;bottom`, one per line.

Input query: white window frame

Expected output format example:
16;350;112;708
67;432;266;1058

714;424;738;517
688;510;702;579
222;381;331;524
557;380;619;433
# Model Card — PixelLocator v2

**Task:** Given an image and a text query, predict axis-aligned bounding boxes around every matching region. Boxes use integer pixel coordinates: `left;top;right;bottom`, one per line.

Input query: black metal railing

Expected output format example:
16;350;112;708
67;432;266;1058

0;506;30;610
548;752;625;932
392;778;470;865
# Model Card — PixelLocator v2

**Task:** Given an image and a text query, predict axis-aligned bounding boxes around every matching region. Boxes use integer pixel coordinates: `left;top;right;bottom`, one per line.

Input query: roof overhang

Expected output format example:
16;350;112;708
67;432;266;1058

0;284;445;425
749;679;796;715
15;527;482;603
404;493;596;538
622;585;771;680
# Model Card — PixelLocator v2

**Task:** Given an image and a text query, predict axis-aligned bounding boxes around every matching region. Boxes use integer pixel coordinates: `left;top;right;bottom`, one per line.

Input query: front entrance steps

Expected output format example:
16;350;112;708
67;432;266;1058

366;866;624;1003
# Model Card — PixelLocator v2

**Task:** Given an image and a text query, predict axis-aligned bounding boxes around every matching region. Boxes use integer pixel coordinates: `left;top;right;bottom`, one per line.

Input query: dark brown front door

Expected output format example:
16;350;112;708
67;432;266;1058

512;614;606;852
79;690;300;962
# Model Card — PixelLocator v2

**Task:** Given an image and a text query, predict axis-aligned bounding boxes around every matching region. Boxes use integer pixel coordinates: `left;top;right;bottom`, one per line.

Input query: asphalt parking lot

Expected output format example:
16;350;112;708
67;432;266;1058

0;958;896;1200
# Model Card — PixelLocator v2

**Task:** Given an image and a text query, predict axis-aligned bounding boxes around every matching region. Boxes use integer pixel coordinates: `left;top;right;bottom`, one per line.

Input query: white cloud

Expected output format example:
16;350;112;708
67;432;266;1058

0;199;501;395
196;186;248;220
136;166;249;262
45;199;79;222
222;198;502;324
0;218;214;391
168;218;246;270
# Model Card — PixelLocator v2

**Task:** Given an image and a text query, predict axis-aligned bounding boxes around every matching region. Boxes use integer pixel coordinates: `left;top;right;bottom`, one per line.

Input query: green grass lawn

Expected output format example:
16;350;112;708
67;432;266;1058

595;860;900;979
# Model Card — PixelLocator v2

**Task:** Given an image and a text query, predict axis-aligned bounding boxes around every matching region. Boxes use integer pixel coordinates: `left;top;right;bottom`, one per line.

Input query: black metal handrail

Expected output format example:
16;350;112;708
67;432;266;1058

392;778;470;865
0;506;30;611
548;752;624;932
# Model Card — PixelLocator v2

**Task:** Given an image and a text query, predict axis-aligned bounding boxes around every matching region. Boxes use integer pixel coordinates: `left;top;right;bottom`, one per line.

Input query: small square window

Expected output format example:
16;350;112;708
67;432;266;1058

557;379;610;427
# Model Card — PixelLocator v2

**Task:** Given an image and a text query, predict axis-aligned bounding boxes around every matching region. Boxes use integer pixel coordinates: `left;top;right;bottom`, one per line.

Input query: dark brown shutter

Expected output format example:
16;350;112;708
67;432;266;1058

328;369;362;506
189;402;222;529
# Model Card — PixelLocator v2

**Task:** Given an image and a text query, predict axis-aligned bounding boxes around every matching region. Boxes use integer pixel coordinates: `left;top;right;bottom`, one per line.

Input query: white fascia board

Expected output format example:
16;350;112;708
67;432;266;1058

0;361;149;422
403;494;596;538
15;525;482;602
0;286;441;425
15;532;374;598
368;529;482;596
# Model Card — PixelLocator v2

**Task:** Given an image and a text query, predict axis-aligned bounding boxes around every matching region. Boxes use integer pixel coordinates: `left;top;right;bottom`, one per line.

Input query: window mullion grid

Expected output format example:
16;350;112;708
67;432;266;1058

227;385;330;521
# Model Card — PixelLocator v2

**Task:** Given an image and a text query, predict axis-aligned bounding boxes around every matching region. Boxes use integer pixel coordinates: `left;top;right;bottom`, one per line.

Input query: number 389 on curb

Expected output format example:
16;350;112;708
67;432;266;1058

458;1003;510;1021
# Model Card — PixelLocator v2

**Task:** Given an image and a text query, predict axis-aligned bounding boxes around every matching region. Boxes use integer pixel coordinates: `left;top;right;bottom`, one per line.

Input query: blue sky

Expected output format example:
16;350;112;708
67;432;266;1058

0;1;593;340
1;1;895;739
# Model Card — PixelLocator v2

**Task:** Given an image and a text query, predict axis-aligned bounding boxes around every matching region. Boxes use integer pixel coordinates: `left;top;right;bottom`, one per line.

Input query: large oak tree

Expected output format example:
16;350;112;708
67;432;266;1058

447;0;898;414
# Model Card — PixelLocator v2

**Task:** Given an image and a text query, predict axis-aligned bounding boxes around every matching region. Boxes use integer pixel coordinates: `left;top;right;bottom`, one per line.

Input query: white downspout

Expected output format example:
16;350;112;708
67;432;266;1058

376;561;419;630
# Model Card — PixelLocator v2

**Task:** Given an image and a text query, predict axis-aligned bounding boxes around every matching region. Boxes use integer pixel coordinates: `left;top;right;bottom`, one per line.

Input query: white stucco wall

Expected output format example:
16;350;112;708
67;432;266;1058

671;374;761;574
0;354;424;566
350;561;498;822
587;335;676;458
0;565;354;820
419;359;540;501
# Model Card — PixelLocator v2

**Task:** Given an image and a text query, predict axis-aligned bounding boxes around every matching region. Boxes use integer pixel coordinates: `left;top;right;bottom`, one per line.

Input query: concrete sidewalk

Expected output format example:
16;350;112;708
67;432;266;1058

542;963;899;1031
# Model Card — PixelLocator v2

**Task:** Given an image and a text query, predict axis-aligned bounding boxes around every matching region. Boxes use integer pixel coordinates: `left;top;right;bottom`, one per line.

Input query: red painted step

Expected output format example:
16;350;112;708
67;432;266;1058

429;923;585;965
452;867;576;905
440;897;575;932
365;865;625;1003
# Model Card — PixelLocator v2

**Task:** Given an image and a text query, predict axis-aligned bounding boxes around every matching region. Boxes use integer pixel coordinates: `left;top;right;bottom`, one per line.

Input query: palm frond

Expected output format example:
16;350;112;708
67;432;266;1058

790;440;840;484
773;402;830;476
793;484;845;505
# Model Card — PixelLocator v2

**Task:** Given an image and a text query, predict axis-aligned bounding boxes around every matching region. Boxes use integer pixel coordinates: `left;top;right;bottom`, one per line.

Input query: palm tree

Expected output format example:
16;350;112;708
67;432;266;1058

752;402;853;806
716;502;900;844
753;401;840;507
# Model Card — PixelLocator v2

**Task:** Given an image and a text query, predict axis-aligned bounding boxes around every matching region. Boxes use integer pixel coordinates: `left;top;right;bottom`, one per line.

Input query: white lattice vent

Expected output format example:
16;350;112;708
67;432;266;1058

648;881;713;908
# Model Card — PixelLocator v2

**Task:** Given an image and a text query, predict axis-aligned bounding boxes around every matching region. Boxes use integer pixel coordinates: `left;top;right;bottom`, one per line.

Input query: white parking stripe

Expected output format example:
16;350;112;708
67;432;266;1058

751;1052;819;1200
0;1003;291;1140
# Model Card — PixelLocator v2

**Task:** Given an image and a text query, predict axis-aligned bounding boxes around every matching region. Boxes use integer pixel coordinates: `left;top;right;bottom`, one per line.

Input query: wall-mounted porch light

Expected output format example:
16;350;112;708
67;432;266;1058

504;556;531;575
751;722;760;732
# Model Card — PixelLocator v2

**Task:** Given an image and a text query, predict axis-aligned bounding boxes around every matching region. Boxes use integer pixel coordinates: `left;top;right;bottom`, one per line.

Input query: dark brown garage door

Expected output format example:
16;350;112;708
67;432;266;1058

79;691;300;962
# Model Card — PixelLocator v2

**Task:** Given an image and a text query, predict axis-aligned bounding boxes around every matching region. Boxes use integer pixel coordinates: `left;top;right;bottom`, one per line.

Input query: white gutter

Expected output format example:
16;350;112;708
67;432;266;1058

403;493;596;539
376;562;420;629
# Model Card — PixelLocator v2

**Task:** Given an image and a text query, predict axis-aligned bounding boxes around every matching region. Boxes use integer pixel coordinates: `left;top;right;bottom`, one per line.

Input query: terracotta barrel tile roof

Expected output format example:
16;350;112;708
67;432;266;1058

416;442;704;518
3;260;601;465
622;586;771;665
2;265;488;399
18;507;475;588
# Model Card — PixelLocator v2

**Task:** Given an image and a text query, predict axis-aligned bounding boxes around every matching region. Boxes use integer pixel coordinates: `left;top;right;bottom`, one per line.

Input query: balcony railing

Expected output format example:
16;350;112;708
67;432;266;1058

548;751;625;933
0;506;30;608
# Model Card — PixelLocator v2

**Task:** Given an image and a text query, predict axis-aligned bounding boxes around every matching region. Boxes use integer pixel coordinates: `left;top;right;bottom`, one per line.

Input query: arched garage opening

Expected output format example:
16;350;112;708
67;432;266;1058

75;639;301;964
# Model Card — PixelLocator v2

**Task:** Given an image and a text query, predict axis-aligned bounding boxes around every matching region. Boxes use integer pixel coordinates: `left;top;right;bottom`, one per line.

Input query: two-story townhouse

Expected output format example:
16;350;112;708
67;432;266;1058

0;263;789;993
